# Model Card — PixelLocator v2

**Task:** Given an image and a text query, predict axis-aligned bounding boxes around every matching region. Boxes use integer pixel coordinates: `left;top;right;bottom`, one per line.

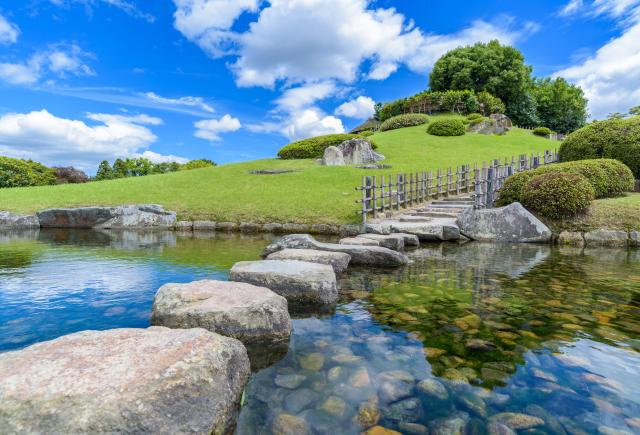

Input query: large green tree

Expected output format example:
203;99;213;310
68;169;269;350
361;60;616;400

532;77;588;134
95;160;113;180
429;40;535;125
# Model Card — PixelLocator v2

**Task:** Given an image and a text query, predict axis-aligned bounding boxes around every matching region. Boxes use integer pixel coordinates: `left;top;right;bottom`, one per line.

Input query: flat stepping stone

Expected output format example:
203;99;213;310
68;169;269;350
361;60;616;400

356;234;405;251
266;249;351;274
387;232;420;247
399;215;432;223
414;211;458;218
389;220;460;241
0;327;250;434
261;234;409;267
339;237;380;246
230;260;338;306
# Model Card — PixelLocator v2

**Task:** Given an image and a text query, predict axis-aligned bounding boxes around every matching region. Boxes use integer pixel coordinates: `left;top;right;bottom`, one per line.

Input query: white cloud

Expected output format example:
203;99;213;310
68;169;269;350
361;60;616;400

335;96;375;119
143;92;215;113
282;108;344;141
0;14;19;44
0;44;94;86
50;0;155;22
275;82;337;111
559;0;584;16
173;0;260;56
0;110;165;171
136;150;189;164
194;114;241;141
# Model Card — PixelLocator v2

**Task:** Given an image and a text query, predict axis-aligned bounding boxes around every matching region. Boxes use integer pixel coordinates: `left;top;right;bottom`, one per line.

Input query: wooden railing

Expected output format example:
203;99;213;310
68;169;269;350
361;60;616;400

356;150;558;224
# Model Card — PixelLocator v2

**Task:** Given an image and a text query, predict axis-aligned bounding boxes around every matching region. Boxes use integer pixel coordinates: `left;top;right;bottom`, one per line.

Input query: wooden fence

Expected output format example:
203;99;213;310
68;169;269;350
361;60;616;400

356;149;558;224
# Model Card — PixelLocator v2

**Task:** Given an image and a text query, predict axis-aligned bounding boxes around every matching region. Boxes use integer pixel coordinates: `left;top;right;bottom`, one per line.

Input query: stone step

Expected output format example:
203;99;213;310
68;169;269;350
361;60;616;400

430;201;474;207
440;196;473;202
421;207;468;214
413;211;459;218
398;215;432;223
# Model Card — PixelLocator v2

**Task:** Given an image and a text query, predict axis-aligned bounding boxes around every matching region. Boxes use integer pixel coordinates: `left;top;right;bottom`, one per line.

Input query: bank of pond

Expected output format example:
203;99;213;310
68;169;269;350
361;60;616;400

0;230;639;434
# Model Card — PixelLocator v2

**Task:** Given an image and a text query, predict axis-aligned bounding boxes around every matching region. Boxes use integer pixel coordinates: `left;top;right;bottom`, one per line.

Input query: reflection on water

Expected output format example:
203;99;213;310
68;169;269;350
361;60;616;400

0;230;639;434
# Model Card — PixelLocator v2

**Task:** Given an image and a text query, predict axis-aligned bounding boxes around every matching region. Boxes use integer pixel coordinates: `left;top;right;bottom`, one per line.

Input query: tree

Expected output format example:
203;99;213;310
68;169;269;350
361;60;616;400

532;77;588;134
629;106;640;116
95;160;113;180
429;40;533;124
373;102;383;121
112;158;128;178
608;112;626;120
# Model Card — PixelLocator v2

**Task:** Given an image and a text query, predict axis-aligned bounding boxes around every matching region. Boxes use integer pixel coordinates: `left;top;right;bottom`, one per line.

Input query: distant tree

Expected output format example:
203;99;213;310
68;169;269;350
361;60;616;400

180;159;216;171
95;160;114;180
55;167;89;184
429;40;534;125
112;158;129;178
373;102;383;121
532;77;588;134
629;105;640;116
608;112;626;120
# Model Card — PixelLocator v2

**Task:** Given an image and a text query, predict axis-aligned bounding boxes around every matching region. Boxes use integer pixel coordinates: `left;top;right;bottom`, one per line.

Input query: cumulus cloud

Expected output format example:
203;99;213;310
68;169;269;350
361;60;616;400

194;114;241;141
136;150;189;164
0;14;19;44
335;96;375;119
281;108;344;141
0;43;94;86
0;110;169;171
143;92;215;113
274;82;337;112
555;0;640;118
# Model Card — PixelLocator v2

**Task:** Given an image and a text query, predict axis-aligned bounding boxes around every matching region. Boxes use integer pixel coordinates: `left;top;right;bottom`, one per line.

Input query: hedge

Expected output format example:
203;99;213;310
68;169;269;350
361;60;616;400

0;156;57;188
522;172;595;219
559;116;640;177
533;127;553;137
496;159;634;206
379;114;429;132
277;134;376;159
466;113;483;121
427;119;466;136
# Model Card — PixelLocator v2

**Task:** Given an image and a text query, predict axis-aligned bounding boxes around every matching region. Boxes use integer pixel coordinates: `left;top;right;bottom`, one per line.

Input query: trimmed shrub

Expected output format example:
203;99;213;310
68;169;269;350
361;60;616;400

495;171;536;207
522;172;595;219
597;158;635;195
0;157;56;188
379;114;429;132
559;116;640;177
466;113;483;121
427;119;466;136
277;134;376;159
533;127;553;136
359;130;374;137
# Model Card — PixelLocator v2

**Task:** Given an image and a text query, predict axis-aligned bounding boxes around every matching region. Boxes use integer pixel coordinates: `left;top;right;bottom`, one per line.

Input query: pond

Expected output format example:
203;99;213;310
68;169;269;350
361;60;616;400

1;229;639;434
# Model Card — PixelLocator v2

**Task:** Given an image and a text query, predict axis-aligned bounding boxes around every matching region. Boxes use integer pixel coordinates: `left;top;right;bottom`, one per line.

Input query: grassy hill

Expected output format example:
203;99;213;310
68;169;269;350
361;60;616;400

0;115;556;224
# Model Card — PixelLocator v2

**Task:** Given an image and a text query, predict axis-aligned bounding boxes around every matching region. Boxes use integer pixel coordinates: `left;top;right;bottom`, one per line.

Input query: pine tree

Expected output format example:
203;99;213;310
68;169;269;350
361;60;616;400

95;160;113;180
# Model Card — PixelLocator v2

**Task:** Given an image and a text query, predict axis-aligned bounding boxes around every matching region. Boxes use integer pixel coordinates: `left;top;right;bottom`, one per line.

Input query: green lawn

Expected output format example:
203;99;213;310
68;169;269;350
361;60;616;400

0;116;556;224
549;193;640;232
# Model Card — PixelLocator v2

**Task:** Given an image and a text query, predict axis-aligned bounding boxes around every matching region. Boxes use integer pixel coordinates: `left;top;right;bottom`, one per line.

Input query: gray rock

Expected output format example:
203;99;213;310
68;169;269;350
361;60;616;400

457;202;552;243
389;219;461;241
584;229;628;247
416;378;449;401
491;113;513;130
382;397;423;423
193;220;216;231
284;388;319;413
239;222;262;233
0;327;249;434
558;231;584;246
230;260;338;305
399;422;429;434
399;215;432;222
216;221;238;232
310;224;341;235
339;224;363;237
274;374;307;389
339;138;385;165
263;223;285;233
489;413;544;430
630;231;639;247
321;146;346;166
356;233;405;251
282;223;311;233
487;422;516;435
468;114;512;135
37;205;176;229
266;249;351;274
393;232;420;247
339;237;380;246
430;413;469;435
150;280;291;347
364;223;391;235
175;220;193;231
0;211;39;229
261;234;409;267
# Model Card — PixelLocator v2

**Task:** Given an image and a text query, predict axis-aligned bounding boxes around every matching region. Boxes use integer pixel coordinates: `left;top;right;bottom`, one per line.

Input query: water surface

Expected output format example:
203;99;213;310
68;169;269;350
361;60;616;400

0;230;639;434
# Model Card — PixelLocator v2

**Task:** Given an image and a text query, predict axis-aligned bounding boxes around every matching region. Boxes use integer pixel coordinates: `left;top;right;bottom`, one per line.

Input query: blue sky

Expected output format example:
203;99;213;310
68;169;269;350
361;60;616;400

0;0;638;173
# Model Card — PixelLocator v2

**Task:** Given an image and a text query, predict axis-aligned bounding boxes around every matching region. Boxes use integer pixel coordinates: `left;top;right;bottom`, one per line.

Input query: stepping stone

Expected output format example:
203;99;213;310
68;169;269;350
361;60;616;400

414;211;458;219
266;249;351;274
261;234;409;267
389;232;420;247
457;203;551;243
399;215;432;223
230;260;338;306
0;327;250;434
339;237;380;246
151;280;291;358
389;219;460;241
356;234;405;251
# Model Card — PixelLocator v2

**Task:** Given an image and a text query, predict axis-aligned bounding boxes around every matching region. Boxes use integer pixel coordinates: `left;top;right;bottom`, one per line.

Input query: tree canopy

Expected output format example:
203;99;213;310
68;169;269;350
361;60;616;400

532;77;588;134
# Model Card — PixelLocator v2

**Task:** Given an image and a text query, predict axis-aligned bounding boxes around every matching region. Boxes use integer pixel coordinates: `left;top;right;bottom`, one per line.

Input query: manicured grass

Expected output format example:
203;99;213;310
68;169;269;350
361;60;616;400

549;193;640;232
0;115;555;224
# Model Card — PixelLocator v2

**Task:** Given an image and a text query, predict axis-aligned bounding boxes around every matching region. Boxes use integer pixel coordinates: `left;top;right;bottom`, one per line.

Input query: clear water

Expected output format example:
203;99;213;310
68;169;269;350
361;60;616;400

1;230;639;434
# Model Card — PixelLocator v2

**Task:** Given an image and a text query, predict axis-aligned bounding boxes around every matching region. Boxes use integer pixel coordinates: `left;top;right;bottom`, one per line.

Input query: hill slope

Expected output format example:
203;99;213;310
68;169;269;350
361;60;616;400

0;119;556;224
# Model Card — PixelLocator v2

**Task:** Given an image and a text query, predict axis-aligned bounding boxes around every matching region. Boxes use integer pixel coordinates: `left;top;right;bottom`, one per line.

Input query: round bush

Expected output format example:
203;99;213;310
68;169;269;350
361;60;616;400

533;127;553;137
466;113;483;121
597;159;635;195
559;116;640;177
277;133;371;159
0;156;56;188
379;114;429;132
522;172;595;219
427;118;466;136
495;172;535;206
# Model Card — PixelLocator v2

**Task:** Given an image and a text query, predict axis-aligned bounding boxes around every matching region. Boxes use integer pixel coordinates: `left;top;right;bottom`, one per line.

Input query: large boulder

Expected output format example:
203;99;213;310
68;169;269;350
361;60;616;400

0;327;250;434
261;234;409;267
490;113;513;130
321;139;384;166
266;248;351;274
0;211;39;229
356;233;406;251
456;202;552;243
388;219;461;241
37;205;176;229
468;114;512;135
230;260;338;306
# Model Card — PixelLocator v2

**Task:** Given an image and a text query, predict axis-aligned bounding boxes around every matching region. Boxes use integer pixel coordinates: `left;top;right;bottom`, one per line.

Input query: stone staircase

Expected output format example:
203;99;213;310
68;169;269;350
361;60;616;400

398;196;474;220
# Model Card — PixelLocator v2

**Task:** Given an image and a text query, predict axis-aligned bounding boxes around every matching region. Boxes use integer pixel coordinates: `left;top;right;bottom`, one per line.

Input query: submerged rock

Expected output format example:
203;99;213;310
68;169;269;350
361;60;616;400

489;412;545;430
230;260;338;306
457;202;552;243
0;327;250;434
416;378;449;401
37;204;176;229
261;234;409;267
266;248;351;274
271;413;311;435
